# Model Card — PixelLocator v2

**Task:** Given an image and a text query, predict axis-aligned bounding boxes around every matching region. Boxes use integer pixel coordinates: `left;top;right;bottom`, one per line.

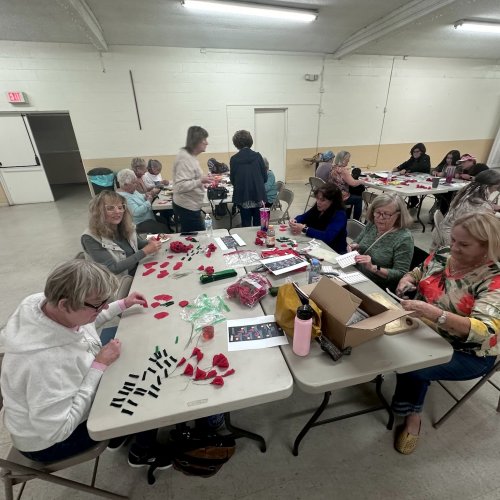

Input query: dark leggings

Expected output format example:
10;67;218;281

172;202;204;233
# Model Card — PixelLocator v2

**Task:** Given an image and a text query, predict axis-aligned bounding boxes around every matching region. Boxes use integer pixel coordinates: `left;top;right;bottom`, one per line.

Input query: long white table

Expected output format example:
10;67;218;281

364;172;468;231
229;226;453;454
88;229;293;452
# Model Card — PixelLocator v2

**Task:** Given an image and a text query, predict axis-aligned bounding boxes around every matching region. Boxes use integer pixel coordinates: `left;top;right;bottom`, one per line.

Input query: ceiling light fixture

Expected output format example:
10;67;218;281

181;0;318;23
454;19;500;34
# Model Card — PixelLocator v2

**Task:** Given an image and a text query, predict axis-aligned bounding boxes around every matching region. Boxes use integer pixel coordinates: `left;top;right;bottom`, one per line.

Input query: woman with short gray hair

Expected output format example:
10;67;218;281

0;260;170;468
350;193;415;291
117;168;169;234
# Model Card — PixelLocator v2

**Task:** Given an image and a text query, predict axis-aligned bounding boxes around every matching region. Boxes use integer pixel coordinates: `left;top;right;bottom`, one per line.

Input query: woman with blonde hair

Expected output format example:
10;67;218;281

392;212;500;454
329;150;366;220
350;193;414;291
81;191;162;276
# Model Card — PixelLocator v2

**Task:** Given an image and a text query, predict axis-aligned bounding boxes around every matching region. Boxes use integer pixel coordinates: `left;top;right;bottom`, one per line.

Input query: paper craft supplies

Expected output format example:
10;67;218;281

336;251;359;268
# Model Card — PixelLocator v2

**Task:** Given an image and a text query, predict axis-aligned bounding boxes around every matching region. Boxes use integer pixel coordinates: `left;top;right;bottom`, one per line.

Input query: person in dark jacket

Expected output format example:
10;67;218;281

230;130;267;227
455;153;488;181
393;142;431;208
289;184;347;254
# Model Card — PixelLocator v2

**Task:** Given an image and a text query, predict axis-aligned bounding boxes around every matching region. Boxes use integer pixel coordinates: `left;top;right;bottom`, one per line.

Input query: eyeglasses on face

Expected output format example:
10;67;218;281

412;150;422;154
83;297;110;311
105;204;126;212
374;210;399;219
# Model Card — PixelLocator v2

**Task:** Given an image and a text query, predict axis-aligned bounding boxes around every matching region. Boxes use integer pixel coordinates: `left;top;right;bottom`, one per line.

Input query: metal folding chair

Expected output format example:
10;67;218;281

304;177;325;211
346;219;365;242
433;358;500;429
270;188;294;224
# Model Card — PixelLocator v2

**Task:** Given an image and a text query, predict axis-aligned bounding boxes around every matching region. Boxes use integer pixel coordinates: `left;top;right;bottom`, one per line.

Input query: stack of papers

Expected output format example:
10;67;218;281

336;251;359;268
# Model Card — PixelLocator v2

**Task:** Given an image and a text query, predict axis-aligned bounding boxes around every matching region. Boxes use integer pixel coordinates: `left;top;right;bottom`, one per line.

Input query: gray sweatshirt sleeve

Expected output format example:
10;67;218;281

81;235;145;275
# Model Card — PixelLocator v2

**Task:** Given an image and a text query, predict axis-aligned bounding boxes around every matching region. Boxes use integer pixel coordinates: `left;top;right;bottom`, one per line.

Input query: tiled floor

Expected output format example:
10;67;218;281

0;183;498;500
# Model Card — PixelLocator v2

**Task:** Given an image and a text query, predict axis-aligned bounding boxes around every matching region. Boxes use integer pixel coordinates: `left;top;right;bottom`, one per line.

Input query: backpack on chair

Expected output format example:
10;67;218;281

170;428;236;478
207;158;229;174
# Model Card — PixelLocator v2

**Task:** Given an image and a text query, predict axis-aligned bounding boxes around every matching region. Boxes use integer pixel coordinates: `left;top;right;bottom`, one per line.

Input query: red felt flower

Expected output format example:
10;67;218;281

206;369;217;379
191;347;201;358
197;265;205;271
143;262;158;269
211;376;224;387
255;237;264;246
489;336;498;348
183;363;194;376
212;353;229;369
151;302;161;308
173;262;183;271
208;243;217;252
177;357;186;367
178;300;189;307
456;293;475;316
154;311;169;319
205;250;212;258
418;275;444;303
256;230;267;238
194;367;207;380
170;241;192;253
142;268;156;276
221;368;235;377
160;262;169;268
205;266;215;275
154;294;172;301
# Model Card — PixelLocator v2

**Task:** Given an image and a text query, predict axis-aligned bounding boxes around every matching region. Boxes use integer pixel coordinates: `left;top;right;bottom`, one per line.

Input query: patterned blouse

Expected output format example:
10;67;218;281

329;166;350;201
408;247;500;357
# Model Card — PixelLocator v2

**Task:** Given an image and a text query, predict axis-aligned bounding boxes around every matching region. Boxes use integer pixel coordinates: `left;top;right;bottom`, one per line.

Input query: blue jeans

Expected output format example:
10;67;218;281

345;194;363;220
172;202;204;233
239;206;260;227
391;350;496;416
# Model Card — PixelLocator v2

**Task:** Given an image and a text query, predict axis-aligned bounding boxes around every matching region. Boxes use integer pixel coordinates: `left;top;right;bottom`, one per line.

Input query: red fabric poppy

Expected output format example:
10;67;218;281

255;237;264;246
177;357;186;367
151;302;161;308
212;353;229;369
142;268;156;276
418;275;445;303
211;376;224;387
173;262;183;271
178;300;189;307
456;293;475;316
206;369;217;379
154;311;169;319
208;243;217;252
197;265;205;271
143;262;158;269
194;367;207;380
205;266;215;275
205;250;212;258
183;363;194;376
221;368;235;377
191;347;201;358
256;230;267;239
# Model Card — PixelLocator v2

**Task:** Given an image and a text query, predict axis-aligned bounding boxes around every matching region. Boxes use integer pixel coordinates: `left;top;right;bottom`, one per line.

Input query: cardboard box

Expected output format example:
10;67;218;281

305;277;410;349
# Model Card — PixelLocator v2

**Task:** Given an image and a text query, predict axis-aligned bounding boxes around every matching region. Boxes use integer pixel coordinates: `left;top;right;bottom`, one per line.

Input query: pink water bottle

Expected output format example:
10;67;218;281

293;304;314;356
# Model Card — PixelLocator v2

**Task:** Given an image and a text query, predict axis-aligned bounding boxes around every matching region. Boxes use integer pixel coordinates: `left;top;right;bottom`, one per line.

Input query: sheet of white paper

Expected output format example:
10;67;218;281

227;315;289;351
336;251;359;268
260;254;308;276
215;234;246;251
337;271;369;284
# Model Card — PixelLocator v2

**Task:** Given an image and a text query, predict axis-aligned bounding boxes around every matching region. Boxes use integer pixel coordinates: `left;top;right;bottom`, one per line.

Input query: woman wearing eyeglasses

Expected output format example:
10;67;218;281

0;260;171;469
81;191;162;276
349;193;414;291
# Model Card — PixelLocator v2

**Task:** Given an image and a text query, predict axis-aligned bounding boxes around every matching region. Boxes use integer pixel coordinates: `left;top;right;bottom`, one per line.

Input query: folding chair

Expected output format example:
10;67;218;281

346;219;365;242
362;191;378;222
433;358;500;429
272;181;284;211
410;246;429;270
304;177;325;211
270;188;294;224
0;356;127;500
433;209;444;239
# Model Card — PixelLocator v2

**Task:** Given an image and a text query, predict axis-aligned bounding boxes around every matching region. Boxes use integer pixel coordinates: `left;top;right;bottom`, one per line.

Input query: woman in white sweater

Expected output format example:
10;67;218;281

172;126;212;232
0;260;171;469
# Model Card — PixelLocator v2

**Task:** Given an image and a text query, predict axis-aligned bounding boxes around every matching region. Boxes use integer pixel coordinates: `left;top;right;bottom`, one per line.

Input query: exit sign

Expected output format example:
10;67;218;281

7;91;28;104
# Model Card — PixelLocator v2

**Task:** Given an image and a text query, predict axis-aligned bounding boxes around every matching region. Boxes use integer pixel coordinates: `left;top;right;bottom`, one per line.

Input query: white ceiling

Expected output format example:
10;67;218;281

0;0;500;59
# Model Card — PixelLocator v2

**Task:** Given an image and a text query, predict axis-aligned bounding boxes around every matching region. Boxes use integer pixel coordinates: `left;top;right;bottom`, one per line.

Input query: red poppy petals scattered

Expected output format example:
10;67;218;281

212;353;229;369
194;367;207;380
183;363;194;376
154;311;169;319
211;376;224;387
142;268;156;276
205;266;215;275
151;302;161;308
160;262;169;268
142;301;149;308
157;271;169;278
154;294;172;301
177;357;186;367
222;368;235;377
191;347;201;358
167;255;174;259
144;262;158;269
173;262;183;271
178;300;189;307
197;265;205;271
206;369;217;379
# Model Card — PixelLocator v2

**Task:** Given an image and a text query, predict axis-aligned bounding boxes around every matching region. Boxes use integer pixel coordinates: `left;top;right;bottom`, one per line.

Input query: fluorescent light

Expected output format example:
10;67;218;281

454;19;500;34
182;0;318;22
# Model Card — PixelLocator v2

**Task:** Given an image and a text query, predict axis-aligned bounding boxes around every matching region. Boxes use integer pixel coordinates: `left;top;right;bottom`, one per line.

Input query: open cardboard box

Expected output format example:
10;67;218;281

302;277;411;349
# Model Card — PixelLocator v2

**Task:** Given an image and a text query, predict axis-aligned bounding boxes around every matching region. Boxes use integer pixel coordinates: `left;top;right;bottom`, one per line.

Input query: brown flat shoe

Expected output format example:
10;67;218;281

395;423;421;455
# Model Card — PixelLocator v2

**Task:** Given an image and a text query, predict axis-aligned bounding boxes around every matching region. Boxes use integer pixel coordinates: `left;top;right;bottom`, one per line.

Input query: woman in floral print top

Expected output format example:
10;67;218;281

390;212;500;455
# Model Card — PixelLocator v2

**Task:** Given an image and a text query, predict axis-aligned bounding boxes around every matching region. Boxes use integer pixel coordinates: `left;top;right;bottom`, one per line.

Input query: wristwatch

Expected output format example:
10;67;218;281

437;310;447;325
376;265;381;271
301;226;308;234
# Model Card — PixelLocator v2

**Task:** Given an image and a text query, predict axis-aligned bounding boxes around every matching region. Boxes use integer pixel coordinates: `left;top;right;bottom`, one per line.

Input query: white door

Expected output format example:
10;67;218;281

254;109;287;183
0;115;53;204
